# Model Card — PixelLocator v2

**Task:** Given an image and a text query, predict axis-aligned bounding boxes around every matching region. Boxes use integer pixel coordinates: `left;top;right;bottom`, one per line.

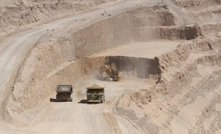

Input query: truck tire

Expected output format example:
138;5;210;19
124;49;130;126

56;94;62;102
101;96;105;103
66;93;72;102
67;98;72;102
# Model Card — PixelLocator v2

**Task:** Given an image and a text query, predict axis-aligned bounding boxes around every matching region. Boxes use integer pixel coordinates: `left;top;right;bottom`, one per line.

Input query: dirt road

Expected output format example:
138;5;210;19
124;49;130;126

26;78;153;134
0;0;164;133
2;0;220;133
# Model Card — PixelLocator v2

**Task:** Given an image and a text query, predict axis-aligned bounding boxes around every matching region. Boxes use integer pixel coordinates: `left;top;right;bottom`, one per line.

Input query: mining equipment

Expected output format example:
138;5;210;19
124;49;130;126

56;85;73;102
86;84;105;103
99;63;119;81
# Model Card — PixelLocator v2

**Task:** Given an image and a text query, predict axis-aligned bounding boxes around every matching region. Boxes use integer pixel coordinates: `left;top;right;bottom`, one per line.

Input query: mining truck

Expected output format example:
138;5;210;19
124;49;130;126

86;84;105;103
99;63;119;81
56;85;73;102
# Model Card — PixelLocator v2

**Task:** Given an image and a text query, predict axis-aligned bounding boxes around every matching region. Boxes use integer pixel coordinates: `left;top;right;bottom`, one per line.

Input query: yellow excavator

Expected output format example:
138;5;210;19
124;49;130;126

99;63;119;81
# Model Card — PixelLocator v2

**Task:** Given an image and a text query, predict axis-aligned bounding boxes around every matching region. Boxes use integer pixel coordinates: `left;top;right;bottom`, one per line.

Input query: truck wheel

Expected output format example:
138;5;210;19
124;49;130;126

67;98;72;102
56;94;62;102
67;93;72;102
101;96;105;103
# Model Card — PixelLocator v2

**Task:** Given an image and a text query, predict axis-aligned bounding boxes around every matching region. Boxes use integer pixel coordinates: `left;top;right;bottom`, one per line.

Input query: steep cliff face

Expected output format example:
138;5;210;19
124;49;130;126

5;5;177;124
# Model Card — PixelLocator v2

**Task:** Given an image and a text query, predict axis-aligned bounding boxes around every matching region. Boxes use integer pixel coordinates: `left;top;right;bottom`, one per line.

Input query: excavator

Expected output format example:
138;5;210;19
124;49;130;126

99;63;119;81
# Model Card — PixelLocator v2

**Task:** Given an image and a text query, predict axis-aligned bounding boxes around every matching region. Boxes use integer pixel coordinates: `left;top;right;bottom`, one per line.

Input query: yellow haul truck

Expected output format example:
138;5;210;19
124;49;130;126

99;64;119;81
86;84;105;103
56;85;73;102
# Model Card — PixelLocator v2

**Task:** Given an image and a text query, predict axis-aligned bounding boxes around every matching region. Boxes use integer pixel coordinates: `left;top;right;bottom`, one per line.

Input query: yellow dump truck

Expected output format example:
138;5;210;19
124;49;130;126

86;84;105;103
56;85;73;102
99;64;119;81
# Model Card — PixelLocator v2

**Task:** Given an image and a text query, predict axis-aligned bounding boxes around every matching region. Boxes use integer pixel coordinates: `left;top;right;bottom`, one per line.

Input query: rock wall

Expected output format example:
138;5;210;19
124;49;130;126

174;0;221;7
116;37;221;133
3;4;202;125
72;5;201;58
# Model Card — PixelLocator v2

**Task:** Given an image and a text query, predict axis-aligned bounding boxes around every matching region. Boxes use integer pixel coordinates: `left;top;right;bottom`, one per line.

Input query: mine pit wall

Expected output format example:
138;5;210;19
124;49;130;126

3;40;77;124
71;6;202;58
116;37;221;133
200;23;221;37
153;37;221;96
174;0;221;8
3;5;203;124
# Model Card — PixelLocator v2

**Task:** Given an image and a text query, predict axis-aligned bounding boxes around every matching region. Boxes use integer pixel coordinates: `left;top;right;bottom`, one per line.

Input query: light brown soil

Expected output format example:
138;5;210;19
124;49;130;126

0;0;221;133
92;41;181;58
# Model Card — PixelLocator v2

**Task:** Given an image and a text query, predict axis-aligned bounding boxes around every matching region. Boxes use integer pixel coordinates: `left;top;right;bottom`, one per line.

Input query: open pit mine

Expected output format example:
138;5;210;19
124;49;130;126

0;0;221;134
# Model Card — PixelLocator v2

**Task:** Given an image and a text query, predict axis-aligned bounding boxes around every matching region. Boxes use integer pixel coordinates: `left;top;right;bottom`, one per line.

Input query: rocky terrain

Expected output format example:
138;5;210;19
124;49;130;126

0;0;221;133
0;0;120;37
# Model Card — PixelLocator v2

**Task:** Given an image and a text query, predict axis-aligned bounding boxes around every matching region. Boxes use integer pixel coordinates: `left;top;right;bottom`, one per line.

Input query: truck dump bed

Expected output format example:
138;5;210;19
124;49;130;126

56;85;73;93
86;84;105;103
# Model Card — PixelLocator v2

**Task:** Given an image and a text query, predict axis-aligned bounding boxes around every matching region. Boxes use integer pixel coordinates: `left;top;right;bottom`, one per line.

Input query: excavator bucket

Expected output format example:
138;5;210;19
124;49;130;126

99;64;119;81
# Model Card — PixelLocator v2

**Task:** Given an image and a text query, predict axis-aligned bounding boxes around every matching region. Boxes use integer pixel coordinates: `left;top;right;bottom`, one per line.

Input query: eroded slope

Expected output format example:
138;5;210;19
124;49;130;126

1;0;221;133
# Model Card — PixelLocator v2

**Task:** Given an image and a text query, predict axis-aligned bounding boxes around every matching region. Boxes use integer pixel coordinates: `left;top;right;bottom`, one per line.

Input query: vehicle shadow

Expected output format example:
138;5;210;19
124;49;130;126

78;99;88;104
78;99;101;104
50;98;57;102
50;98;72;102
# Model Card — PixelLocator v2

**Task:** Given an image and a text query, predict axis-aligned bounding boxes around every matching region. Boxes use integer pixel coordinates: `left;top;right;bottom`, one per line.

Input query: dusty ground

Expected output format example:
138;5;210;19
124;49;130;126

0;0;221;134
92;41;181;58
